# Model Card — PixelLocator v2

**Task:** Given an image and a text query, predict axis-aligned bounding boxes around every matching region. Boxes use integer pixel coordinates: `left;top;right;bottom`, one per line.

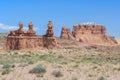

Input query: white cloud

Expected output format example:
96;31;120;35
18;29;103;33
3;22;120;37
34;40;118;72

0;23;29;31
0;23;46;35
0;23;18;30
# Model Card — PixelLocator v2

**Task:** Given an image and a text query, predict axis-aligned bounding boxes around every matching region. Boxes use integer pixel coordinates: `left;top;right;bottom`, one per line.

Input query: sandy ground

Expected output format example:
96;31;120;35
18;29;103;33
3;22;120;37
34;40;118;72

0;62;120;80
0;49;120;80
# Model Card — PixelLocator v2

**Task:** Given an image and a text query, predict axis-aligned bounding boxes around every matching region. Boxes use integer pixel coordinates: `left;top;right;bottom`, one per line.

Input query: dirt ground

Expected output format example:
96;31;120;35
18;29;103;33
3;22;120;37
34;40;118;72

0;48;119;80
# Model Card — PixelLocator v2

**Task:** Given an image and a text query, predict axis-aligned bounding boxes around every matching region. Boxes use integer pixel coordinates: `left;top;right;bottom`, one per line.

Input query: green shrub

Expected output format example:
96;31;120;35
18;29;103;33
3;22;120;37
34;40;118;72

2;64;13;69
98;76;105;80
2;64;14;75
29;64;46;74
2;68;11;75
52;70;63;77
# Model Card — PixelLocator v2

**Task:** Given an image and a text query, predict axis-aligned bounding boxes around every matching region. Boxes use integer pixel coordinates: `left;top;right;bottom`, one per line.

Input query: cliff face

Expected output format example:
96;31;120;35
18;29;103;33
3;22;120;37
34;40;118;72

72;23;118;45
6;21;57;50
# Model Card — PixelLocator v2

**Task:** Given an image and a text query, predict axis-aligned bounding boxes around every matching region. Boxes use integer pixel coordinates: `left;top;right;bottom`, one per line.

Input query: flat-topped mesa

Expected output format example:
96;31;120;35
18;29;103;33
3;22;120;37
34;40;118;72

27;22;36;36
72;23;106;37
9;22;25;36
72;23;117;46
60;26;72;39
46;21;54;37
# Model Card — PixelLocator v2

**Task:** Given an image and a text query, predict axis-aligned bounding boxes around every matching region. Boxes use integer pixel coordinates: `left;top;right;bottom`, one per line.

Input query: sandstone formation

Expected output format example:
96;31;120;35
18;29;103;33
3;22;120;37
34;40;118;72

45;21;57;49
9;22;25;36
46;21;54;37
6;21;118;50
27;22;36;36
6;21;57;50
72;23;118;45
60;26;74;40
60;26;70;39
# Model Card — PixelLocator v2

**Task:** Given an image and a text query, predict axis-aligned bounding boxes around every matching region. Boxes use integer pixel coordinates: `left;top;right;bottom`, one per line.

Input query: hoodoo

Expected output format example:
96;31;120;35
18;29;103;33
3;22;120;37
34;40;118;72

6;21;57;50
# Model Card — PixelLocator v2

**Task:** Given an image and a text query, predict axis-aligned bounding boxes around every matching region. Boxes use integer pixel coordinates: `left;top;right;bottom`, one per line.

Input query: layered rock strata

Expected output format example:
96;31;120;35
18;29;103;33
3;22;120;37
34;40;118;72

72;23;117;45
6;21;57;50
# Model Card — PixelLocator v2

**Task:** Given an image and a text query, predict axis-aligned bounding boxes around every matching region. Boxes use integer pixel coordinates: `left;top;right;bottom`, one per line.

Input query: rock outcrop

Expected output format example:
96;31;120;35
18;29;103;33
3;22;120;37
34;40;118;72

27;22;36;36
44;21;57;49
5;21;118;50
60;26;74;39
46;21;54;37
6;21;57;50
72;23;118;45
8;22;25;36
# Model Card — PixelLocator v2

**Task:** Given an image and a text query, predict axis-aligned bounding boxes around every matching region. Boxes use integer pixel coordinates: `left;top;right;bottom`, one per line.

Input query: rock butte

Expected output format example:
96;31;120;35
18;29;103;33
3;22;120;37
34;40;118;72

6;21;57;50
60;23;118;46
5;21;118;50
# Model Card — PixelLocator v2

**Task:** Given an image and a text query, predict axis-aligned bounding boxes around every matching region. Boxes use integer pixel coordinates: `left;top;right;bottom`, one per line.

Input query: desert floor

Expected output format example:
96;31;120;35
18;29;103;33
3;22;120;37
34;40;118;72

0;48;120;80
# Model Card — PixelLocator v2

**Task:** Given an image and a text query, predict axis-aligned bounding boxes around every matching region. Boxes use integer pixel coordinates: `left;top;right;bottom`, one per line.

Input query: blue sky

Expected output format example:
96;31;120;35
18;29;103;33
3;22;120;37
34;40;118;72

0;0;120;37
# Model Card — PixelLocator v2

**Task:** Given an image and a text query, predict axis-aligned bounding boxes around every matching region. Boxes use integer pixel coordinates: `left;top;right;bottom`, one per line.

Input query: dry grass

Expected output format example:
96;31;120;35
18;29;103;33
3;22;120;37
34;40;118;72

0;49;120;80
